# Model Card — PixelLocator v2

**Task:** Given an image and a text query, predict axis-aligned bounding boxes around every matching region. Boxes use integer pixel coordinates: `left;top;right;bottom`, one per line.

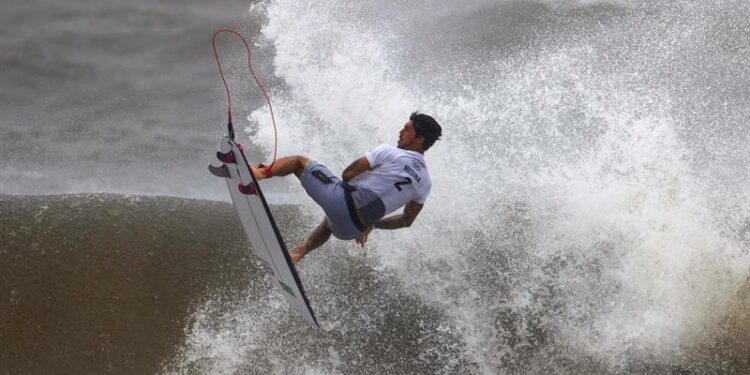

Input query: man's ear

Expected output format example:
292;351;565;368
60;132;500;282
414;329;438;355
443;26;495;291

415;135;426;149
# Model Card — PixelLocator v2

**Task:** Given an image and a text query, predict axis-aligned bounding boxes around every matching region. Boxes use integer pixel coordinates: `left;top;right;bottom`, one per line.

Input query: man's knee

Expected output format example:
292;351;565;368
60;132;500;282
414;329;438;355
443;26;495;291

295;155;310;166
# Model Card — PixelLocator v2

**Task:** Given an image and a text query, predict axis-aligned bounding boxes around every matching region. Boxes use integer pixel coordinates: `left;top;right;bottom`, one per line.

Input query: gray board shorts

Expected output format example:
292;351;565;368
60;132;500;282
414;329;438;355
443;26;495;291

300;161;363;240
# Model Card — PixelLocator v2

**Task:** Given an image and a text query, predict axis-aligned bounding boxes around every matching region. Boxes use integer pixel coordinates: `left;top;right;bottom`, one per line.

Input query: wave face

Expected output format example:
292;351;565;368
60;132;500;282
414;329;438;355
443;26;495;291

0;195;257;374
2;190;748;375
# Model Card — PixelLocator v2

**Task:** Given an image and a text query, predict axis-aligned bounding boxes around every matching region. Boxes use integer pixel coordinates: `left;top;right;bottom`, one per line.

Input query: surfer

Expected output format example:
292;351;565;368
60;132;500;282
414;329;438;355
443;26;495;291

251;112;442;264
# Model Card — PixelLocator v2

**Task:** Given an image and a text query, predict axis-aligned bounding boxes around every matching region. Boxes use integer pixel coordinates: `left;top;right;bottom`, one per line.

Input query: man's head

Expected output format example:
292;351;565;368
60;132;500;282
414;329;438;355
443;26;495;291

398;112;442;152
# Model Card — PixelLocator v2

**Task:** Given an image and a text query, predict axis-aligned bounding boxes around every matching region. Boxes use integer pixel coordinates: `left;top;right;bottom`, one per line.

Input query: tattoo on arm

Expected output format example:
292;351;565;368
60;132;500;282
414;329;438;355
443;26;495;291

374;202;423;230
341;162;357;181
373;214;410;229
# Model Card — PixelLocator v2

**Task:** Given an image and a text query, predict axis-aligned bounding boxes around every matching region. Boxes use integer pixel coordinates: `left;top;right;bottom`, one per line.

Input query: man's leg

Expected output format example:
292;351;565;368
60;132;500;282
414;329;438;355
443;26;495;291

253;157;335;263
252;155;309;180
290;218;331;264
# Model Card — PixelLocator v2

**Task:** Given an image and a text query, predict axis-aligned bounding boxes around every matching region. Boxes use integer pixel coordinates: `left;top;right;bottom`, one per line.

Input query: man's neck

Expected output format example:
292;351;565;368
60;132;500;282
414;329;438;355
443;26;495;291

398;144;424;154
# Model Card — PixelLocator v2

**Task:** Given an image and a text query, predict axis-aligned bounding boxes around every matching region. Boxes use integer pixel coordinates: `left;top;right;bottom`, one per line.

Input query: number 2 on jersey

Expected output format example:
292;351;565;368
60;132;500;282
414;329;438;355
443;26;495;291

394;177;412;191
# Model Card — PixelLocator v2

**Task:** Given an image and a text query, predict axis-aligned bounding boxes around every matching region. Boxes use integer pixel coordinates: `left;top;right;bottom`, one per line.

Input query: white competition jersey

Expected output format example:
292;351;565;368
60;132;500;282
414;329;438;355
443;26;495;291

350;144;432;224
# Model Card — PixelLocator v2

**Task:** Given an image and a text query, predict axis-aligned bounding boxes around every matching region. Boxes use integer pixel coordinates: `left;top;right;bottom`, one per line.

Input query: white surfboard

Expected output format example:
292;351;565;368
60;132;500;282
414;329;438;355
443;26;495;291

210;136;319;328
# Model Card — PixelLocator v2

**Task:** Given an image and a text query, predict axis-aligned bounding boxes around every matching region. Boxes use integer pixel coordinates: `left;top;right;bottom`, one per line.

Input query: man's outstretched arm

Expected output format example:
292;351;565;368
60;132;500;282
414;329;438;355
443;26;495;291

374;201;424;229
355;201;423;246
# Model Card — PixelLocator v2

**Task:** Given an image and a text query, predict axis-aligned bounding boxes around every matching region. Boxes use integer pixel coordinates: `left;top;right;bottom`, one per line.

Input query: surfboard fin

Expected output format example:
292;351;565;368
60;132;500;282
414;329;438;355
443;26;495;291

238;182;258;195
208;164;230;178
216;150;236;164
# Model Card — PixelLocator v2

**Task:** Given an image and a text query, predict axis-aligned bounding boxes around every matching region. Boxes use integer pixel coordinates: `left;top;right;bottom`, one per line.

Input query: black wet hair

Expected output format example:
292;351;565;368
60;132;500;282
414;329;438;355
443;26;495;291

410;111;442;151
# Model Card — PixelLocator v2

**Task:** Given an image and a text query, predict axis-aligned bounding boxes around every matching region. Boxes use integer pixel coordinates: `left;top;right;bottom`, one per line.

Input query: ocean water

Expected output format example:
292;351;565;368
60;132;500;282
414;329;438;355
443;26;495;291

1;0;749;374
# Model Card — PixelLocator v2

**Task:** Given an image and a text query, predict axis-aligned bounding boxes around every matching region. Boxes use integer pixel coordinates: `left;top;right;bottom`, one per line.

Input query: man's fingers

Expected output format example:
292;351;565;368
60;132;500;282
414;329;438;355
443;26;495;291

355;227;373;247
356;234;367;247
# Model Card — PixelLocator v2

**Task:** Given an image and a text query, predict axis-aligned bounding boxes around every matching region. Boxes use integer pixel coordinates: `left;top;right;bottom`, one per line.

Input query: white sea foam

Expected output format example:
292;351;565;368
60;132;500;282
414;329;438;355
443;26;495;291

177;0;750;372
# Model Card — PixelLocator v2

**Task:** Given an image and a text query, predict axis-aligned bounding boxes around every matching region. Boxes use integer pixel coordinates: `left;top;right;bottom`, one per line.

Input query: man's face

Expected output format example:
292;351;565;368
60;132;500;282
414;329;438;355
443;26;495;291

398;121;422;150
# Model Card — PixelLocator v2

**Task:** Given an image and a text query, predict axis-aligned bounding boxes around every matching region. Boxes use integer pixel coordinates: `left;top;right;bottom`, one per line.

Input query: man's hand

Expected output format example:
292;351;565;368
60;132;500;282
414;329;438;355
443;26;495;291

355;227;373;247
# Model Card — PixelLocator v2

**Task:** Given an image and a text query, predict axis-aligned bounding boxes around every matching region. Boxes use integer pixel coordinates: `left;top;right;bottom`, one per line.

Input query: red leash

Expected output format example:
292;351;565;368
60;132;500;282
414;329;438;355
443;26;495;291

211;29;278;174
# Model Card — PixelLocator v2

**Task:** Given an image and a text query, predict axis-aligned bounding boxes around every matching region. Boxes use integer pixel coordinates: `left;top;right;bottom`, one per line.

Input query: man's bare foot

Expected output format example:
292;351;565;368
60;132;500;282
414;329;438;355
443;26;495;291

289;244;308;264
250;164;267;180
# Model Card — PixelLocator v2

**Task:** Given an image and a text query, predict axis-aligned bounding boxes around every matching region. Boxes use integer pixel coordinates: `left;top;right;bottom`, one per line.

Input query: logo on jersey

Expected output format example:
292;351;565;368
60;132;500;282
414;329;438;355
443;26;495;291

412;161;422;171
403;164;422;183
